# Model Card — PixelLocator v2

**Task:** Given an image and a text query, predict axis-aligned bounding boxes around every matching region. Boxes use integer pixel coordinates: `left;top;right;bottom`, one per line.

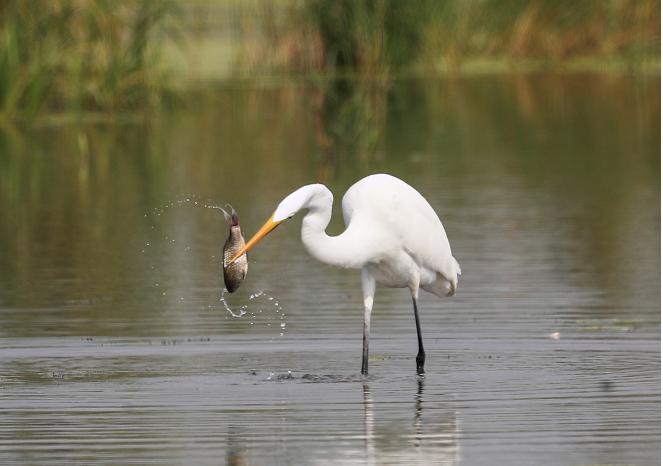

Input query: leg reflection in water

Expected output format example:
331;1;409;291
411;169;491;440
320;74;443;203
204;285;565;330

362;379;460;465
414;377;424;449
363;383;376;466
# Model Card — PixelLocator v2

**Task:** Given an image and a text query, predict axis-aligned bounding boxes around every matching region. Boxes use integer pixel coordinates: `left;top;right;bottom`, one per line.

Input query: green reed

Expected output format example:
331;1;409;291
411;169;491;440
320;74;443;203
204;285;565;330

0;0;182;119
233;0;435;75
424;0;660;69
232;0;660;75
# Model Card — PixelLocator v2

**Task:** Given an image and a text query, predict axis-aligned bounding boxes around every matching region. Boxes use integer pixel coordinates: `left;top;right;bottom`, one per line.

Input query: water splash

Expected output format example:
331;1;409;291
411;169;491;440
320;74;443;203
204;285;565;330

143;198;286;335
220;288;247;318
237;289;287;340
250;290;264;299
148;194;218;218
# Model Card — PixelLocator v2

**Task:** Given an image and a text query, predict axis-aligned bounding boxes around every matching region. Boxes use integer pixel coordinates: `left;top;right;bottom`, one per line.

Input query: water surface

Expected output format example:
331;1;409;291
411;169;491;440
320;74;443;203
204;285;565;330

0;74;660;465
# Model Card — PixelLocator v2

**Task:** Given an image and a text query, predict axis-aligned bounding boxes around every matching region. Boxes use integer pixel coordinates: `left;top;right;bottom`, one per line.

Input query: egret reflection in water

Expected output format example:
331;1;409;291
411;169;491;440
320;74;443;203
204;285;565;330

355;380;460;466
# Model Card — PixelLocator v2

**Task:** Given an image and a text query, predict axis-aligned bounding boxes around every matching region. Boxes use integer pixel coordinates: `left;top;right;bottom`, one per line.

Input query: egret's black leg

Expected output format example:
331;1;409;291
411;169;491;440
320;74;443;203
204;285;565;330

361;268;375;376
361;321;370;375
412;296;426;374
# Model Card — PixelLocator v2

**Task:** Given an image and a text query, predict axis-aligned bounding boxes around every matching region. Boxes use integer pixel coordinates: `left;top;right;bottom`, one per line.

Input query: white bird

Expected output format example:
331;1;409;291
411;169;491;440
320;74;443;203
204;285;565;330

231;173;460;375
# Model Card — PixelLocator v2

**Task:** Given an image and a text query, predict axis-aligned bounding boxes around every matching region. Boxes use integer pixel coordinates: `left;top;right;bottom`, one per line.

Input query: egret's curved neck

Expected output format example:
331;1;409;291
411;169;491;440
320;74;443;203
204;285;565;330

299;188;364;270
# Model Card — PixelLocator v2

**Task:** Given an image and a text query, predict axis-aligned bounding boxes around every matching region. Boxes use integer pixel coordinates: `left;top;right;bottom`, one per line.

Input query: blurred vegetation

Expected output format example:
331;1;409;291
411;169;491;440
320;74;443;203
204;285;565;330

0;0;658;119
226;0;659;162
0;0;182;119
233;0;660;75
427;0;660;69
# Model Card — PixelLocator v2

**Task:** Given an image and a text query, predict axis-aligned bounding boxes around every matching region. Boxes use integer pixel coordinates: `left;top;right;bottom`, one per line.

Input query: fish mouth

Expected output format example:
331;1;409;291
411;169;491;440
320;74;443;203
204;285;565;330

229;212;282;264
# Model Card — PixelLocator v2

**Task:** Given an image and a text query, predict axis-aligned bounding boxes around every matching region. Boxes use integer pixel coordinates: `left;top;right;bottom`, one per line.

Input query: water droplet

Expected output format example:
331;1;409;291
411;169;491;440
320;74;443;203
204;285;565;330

280;322;285;329
220;289;246;318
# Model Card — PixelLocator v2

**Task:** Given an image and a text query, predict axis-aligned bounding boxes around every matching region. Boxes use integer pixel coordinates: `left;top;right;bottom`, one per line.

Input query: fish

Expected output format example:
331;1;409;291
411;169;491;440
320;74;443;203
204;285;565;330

221;206;248;293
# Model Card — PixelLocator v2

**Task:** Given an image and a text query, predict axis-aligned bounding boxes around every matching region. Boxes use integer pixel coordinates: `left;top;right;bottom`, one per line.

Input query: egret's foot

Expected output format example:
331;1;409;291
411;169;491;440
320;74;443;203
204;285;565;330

416;351;426;375
361;357;369;376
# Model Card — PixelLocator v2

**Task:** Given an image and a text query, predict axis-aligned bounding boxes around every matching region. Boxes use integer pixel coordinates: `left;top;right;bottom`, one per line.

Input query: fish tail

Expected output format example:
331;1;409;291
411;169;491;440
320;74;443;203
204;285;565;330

221;204;240;226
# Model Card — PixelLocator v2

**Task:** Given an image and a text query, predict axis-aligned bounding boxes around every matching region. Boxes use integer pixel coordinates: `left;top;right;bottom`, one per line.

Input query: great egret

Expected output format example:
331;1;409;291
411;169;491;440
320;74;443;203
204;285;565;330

231;173;460;375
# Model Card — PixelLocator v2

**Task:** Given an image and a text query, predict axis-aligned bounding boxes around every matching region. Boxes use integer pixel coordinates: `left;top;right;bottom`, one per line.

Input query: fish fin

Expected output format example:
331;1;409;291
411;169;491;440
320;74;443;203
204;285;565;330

225;204;239;226
219;204;240;226
219;206;232;225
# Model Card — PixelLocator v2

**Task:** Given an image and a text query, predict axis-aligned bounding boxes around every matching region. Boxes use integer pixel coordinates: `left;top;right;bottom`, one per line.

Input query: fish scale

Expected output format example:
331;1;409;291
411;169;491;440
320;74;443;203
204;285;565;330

221;206;248;293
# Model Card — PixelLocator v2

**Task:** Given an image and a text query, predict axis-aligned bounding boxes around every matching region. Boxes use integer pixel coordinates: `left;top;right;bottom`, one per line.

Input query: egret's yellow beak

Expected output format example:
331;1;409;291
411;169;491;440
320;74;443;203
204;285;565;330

229;213;282;264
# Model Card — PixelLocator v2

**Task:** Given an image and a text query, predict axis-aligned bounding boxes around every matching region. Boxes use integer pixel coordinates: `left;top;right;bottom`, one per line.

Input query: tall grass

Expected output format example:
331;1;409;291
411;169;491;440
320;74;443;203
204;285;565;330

234;0;435;75
0;0;182;119
305;0;433;73
233;0;660;76
425;0;660;69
